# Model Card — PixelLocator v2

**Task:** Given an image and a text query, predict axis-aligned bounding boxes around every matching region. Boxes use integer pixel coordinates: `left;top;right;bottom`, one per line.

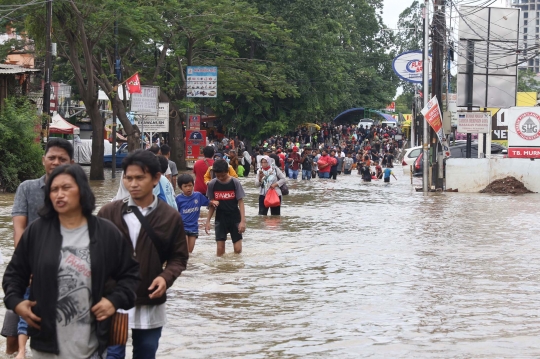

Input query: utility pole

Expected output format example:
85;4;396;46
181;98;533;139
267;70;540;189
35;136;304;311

43;0;53;140
422;0;430;193
431;0;445;189
465;40;474;158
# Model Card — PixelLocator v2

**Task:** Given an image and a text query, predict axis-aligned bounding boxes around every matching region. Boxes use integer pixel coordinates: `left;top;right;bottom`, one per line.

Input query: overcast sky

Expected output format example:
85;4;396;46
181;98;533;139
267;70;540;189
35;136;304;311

381;0;510;29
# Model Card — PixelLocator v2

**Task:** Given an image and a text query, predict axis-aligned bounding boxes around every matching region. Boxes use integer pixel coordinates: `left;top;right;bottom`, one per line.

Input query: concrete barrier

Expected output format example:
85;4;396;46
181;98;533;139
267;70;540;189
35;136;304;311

446;158;540;192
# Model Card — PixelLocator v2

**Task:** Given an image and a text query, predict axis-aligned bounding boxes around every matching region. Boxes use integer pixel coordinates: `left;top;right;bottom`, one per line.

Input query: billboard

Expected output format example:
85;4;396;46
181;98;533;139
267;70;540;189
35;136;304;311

186;66;218;98
457;6;519;108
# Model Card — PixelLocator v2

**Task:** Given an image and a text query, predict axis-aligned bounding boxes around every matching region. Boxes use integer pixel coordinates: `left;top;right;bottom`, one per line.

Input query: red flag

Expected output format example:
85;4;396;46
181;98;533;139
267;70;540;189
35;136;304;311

126;73;141;94
418;90;424;98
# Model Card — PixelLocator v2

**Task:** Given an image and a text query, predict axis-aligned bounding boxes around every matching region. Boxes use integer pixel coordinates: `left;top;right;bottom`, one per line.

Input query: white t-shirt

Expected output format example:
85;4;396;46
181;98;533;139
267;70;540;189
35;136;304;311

121;196;166;330
33;224;101;359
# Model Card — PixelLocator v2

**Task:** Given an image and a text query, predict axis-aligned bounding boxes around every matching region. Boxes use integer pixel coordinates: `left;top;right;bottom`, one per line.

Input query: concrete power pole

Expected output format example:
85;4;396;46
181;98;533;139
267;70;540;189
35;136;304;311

431;0;446;189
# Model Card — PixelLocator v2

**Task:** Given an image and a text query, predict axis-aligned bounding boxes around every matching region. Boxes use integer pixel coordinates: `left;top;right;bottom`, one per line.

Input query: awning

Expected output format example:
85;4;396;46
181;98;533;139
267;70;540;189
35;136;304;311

50;114;80;135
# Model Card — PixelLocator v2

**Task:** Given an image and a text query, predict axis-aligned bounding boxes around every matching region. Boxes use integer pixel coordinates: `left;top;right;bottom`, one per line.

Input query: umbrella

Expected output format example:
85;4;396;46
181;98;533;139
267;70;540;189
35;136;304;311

301;123;321;130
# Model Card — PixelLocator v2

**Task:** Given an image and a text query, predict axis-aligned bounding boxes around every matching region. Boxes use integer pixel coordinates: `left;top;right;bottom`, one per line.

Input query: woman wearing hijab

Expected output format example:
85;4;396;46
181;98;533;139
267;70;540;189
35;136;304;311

3;164;140;359
255;156;287;216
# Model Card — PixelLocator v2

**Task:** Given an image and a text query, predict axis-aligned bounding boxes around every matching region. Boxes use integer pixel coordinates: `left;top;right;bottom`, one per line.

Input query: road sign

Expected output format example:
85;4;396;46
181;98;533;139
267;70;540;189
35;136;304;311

186;66;217;98
457;112;491;133
131;86;159;115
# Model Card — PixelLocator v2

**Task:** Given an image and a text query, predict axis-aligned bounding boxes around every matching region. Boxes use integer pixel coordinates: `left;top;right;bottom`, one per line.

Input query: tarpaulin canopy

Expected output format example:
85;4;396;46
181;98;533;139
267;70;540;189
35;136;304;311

50;114;80;135
332;108;397;124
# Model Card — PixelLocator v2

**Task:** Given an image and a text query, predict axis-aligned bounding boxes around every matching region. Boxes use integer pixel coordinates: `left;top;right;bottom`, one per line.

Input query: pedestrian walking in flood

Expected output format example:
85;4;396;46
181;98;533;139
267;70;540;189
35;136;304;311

5;139;75;359
205;160;247;257
176;174;218;253
300;147;313;180
383;167;398;183
99;150;188;359
255;156;287;215
287;146;301;179
3;164;140;359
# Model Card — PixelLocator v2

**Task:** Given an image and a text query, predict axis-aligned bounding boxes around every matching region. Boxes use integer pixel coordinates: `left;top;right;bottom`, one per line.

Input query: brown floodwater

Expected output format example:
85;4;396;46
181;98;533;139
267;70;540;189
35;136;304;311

1;166;540;358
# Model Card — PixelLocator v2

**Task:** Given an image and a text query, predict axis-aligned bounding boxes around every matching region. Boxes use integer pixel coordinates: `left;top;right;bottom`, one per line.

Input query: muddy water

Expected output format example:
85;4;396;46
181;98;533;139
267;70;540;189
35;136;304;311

1;167;540;358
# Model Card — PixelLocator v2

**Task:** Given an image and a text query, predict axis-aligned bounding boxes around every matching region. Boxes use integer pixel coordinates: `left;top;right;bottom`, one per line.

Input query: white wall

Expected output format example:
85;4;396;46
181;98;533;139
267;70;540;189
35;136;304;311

446;158;540;192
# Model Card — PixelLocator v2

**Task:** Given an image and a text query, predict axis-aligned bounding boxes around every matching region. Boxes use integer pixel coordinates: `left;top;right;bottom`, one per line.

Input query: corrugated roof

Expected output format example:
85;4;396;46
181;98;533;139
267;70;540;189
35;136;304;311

0;64;40;74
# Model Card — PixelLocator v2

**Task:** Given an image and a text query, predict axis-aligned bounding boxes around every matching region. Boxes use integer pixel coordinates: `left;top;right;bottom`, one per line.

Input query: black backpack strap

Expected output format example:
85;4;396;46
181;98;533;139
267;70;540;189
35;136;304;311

130;206;168;263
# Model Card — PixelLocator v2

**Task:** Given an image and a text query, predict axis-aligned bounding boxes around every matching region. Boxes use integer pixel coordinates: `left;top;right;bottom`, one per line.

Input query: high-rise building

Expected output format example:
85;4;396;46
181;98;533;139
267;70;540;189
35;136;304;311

513;0;539;72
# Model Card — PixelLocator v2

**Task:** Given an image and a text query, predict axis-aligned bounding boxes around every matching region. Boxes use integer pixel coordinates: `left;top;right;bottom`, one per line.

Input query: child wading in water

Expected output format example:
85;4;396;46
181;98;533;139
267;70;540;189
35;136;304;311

175;174;218;253
205;160;247;256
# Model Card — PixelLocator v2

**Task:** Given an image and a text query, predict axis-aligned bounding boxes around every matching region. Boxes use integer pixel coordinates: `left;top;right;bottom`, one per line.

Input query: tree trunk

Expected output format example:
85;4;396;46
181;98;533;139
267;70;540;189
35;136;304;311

158;91;186;170
87;103;104;180
113;95;141;151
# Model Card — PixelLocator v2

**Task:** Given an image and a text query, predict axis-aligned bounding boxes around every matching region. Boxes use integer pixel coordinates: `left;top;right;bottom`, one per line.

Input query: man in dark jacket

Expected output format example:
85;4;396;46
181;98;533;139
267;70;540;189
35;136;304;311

98;150;189;359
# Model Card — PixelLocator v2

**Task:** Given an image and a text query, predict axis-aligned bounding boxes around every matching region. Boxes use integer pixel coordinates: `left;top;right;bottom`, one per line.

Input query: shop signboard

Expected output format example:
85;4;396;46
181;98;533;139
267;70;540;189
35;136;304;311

507;107;540;158
185;130;207;160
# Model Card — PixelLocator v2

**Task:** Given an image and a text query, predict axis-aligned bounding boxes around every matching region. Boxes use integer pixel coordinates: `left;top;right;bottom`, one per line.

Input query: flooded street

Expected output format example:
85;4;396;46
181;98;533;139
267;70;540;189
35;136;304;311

1;166;540;358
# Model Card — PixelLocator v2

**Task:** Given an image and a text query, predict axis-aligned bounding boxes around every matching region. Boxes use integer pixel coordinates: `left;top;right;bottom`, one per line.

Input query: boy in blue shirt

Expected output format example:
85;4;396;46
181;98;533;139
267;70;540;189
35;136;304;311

176;174;217;253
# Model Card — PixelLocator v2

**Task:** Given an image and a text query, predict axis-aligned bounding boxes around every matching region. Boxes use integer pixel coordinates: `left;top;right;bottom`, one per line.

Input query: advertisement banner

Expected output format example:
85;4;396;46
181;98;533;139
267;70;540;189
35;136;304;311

385;102;395;112
507;107;540;158
186;66;218;98
185;130;207;161
392;50;432;84
189;115;201;130
421;96;450;156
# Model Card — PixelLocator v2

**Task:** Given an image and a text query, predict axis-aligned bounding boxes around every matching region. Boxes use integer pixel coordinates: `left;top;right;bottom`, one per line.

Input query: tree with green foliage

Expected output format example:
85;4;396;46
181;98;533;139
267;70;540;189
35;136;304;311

394;0;424;107
0;98;44;192
518;70;540;92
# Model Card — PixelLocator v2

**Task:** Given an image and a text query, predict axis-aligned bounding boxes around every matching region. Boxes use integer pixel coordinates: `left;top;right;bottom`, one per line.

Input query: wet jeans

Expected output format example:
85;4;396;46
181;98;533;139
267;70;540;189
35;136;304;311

302;170;311;180
288;169;299;179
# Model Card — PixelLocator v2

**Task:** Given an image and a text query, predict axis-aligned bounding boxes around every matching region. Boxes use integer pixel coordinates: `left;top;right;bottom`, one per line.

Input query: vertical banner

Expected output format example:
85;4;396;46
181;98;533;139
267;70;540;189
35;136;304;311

189;115;201;130
185;130;207;161
421;96;450;156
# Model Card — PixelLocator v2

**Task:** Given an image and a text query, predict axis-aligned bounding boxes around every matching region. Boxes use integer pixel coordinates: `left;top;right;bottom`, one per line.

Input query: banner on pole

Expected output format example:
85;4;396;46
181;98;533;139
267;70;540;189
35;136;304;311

185;130;207;160
421;96;450;156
